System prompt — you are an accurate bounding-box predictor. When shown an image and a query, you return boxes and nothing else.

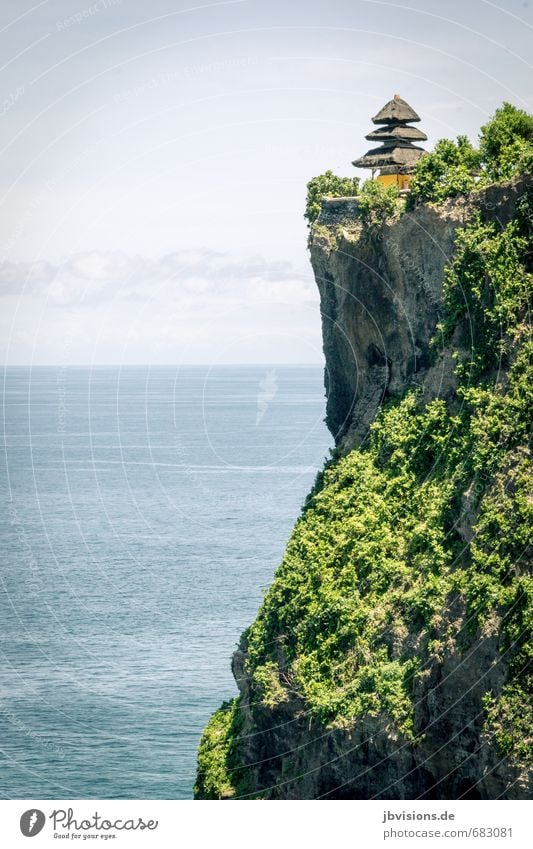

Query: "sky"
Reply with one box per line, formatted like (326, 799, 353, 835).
(1, 0, 532, 365)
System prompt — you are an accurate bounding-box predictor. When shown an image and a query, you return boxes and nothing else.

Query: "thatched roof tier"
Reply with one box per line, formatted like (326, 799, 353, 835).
(372, 95, 421, 124)
(378, 164, 422, 175)
(365, 124, 427, 142)
(352, 142, 425, 169)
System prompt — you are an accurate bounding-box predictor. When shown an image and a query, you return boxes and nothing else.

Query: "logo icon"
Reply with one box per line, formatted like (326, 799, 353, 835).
(20, 809, 45, 837)
(255, 368, 278, 425)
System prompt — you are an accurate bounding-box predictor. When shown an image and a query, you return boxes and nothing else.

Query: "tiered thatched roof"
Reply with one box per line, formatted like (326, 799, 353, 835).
(352, 95, 427, 173)
(365, 125, 427, 142)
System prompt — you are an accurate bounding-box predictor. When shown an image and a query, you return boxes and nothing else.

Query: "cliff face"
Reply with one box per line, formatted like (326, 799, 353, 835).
(195, 176, 532, 800)
(313, 179, 528, 450)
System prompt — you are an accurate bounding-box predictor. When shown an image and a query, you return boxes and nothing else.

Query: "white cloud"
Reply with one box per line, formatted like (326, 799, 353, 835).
(0, 249, 318, 309)
(0, 249, 322, 364)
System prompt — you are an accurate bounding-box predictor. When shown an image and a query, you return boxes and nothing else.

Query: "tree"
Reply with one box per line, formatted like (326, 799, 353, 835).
(479, 102, 533, 181)
(407, 137, 481, 207)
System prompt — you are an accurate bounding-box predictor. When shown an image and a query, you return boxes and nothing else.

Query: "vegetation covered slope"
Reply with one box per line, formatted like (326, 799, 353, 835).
(195, 107, 532, 800)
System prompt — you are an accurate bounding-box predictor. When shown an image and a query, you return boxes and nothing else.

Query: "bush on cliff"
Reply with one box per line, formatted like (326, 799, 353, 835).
(356, 179, 401, 226)
(408, 103, 533, 207)
(194, 699, 241, 799)
(407, 136, 480, 206)
(305, 170, 401, 233)
(479, 102, 533, 182)
(304, 170, 360, 224)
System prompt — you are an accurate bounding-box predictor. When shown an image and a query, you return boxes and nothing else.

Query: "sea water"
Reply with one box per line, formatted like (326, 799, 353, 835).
(0, 366, 331, 798)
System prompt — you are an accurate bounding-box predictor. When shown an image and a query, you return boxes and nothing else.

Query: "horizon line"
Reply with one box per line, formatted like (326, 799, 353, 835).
(1, 362, 325, 368)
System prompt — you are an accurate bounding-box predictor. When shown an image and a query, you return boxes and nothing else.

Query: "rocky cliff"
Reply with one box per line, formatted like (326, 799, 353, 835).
(195, 174, 532, 800)
(313, 179, 528, 451)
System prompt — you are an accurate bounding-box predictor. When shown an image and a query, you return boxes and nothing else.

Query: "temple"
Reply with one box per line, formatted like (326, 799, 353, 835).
(352, 94, 427, 190)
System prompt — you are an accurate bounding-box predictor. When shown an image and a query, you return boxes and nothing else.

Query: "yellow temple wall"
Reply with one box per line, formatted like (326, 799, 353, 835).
(376, 173, 412, 190)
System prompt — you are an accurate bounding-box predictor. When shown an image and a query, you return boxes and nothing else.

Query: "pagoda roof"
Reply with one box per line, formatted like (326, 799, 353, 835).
(372, 95, 421, 124)
(352, 94, 427, 172)
(365, 124, 427, 142)
(352, 143, 425, 170)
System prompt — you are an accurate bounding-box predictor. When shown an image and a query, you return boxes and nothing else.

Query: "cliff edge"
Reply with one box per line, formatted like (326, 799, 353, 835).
(195, 174, 532, 800)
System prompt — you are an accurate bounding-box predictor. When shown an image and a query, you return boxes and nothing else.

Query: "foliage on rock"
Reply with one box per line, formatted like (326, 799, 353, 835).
(356, 179, 401, 226)
(407, 136, 480, 206)
(408, 103, 533, 207)
(194, 699, 242, 799)
(304, 170, 360, 224)
(479, 102, 533, 182)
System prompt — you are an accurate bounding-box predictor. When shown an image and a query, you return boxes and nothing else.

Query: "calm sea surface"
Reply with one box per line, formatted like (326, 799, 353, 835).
(0, 366, 331, 799)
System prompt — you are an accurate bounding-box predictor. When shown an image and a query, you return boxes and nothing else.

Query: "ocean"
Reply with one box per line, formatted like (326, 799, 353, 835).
(0, 365, 331, 799)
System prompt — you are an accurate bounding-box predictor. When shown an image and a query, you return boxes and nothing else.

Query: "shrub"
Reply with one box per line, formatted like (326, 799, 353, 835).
(304, 170, 360, 224)
(437, 213, 530, 376)
(408, 105, 533, 207)
(479, 102, 533, 181)
(483, 682, 533, 771)
(407, 136, 480, 207)
(357, 179, 401, 226)
(194, 699, 241, 799)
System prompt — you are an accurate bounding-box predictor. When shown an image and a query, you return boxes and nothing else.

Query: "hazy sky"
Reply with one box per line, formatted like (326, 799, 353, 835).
(1, 0, 532, 364)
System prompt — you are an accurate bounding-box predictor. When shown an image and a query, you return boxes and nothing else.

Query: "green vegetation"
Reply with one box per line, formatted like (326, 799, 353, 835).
(407, 136, 480, 206)
(194, 699, 241, 799)
(304, 169, 402, 228)
(356, 179, 401, 226)
(304, 170, 360, 224)
(196, 107, 533, 797)
(408, 103, 533, 207)
(479, 102, 533, 182)
(245, 193, 532, 760)
(483, 683, 533, 772)
(438, 212, 530, 379)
